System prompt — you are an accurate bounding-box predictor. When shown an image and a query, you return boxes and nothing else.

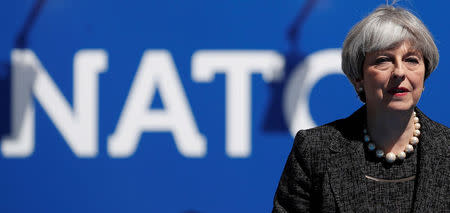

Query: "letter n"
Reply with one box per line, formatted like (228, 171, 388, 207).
(1, 49, 107, 157)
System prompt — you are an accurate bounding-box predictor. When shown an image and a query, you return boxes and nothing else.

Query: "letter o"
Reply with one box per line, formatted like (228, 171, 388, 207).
(283, 49, 343, 137)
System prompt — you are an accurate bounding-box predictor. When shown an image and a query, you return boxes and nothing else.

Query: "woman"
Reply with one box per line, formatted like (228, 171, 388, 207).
(273, 5, 450, 212)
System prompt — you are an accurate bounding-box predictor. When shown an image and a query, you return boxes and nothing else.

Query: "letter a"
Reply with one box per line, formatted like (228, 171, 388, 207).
(108, 50, 206, 158)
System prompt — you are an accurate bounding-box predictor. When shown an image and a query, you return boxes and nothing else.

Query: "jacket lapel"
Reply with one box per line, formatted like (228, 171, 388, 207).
(412, 109, 450, 211)
(327, 106, 372, 212)
(328, 142, 371, 212)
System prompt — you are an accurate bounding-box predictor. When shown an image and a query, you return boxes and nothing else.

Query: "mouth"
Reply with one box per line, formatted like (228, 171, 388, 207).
(388, 87, 409, 96)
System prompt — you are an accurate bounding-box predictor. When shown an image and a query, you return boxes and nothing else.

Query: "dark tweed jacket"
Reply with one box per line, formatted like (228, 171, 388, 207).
(273, 106, 450, 212)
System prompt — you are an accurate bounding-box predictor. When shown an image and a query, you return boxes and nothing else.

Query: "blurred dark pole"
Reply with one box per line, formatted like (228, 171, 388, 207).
(15, 0, 47, 48)
(0, 0, 47, 138)
(287, 0, 319, 49)
(263, 0, 319, 132)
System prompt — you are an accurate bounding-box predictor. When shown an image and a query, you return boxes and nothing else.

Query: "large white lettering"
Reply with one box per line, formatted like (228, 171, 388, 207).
(283, 49, 342, 136)
(2, 49, 291, 158)
(192, 51, 284, 157)
(1, 49, 107, 157)
(108, 50, 206, 158)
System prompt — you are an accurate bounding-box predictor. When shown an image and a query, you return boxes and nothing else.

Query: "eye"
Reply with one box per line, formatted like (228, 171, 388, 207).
(405, 57, 419, 64)
(375, 57, 391, 64)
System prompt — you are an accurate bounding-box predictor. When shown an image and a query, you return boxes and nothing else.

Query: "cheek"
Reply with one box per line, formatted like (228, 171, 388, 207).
(409, 71, 425, 102)
(409, 72, 425, 88)
(364, 71, 390, 88)
(411, 64, 426, 87)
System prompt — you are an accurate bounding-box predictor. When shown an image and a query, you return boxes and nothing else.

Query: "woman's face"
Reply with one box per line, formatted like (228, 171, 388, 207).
(360, 41, 425, 112)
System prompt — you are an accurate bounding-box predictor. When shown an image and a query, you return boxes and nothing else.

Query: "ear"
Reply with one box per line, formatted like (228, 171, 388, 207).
(353, 79, 364, 91)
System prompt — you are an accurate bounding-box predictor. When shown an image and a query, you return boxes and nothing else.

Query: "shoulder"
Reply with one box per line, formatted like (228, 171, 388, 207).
(428, 119, 450, 136)
(425, 118, 450, 148)
(293, 106, 364, 147)
(292, 118, 353, 156)
(290, 106, 366, 163)
(294, 121, 343, 146)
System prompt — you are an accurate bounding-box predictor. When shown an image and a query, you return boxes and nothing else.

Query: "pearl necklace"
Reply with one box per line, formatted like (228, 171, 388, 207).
(363, 111, 421, 163)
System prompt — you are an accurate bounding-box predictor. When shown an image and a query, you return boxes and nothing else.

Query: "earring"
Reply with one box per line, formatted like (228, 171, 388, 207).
(357, 87, 364, 93)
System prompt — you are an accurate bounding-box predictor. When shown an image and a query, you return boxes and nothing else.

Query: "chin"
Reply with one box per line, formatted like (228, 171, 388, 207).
(385, 102, 415, 112)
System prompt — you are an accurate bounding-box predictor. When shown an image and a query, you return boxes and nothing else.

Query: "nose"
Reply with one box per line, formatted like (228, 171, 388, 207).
(392, 62, 406, 81)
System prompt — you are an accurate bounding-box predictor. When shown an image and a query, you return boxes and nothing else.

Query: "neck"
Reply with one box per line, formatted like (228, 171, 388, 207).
(366, 106, 415, 153)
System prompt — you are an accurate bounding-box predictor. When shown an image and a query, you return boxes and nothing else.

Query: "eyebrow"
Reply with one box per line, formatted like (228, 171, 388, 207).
(403, 51, 423, 58)
(371, 50, 423, 58)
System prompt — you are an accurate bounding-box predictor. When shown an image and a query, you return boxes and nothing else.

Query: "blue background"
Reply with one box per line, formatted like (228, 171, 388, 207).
(1, 0, 449, 212)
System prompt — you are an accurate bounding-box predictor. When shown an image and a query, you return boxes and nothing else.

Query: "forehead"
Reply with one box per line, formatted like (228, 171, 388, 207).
(367, 41, 423, 57)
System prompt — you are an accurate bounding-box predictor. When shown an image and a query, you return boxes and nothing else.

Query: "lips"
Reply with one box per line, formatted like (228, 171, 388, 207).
(388, 87, 409, 96)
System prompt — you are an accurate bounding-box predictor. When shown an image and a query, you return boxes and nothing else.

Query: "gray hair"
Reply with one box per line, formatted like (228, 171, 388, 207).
(342, 5, 439, 100)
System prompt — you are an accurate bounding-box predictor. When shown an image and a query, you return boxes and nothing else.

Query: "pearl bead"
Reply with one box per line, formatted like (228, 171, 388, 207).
(376, 149, 384, 158)
(362, 111, 419, 163)
(368, 143, 376, 151)
(397, 151, 406, 160)
(385, 152, 396, 163)
(405, 144, 414, 153)
(410, 136, 419, 145)
(414, 123, 421, 129)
